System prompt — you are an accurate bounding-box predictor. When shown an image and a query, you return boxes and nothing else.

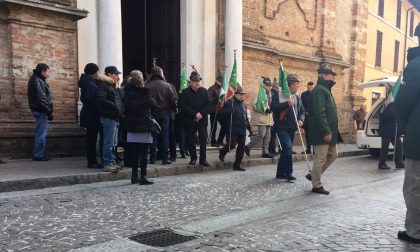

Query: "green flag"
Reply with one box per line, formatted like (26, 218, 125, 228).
(179, 64, 188, 93)
(219, 70, 228, 103)
(256, 83, 268, 113)
(227, 52, 238, 99)
(390, 74, 402, 102)
(280, 62, 291, 95)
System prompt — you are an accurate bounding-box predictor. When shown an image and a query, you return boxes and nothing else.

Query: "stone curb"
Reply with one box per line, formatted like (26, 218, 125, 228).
(0, 150, 368, 193)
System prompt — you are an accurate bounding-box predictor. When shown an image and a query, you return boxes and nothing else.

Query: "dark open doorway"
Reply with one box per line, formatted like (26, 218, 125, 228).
(121, 0, 181, 89)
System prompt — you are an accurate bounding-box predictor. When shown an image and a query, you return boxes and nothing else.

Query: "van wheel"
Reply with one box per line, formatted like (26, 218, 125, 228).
(369, 149, 380, 158)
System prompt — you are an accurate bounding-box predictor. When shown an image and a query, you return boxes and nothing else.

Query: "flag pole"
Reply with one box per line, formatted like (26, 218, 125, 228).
(393, 124, 398, 164)
(281, 61, 311, 172)
(228, 50, 238, 152)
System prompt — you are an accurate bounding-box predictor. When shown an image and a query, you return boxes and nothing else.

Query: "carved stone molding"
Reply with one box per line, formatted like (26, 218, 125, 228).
(265, 0, 317, 30)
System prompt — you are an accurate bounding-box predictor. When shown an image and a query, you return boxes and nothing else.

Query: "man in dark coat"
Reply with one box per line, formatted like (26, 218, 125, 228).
(180, 71, 211, 166)
(306, 63, 342, 195)
(301, 81, 314, 154)
(79, 63, 102, 168)
(219, 86, 252, 171)
(395, 35, 420, 244)
(145, 66, 177, 165)
(208, 75, 225, 147)
(95, 66, 124, 173)
(27, 63, 53, 161)
(377, 102, 404, 170)
(270, 74, 305, 181)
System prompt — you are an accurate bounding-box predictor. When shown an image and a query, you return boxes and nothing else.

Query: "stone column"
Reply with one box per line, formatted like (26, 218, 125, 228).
(225, 0, 243, 85)
(181, 0, 216, 88)
(97, 0, 123, 77)
(77, 0, 99, 75)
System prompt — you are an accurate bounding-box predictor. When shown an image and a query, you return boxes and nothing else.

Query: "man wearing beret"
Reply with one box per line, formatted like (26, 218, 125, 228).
(79, 63, 102, 169)
(180, 71, 211, 166)
(306, 63, 342, 195)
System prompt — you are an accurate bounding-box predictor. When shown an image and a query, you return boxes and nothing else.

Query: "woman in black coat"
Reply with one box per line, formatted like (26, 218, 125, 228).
(124, 75, 157, 185)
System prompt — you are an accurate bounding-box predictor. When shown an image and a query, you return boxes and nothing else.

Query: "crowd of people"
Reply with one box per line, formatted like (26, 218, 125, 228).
(26, 57, 344, 195)
(20, 22, 420, 244)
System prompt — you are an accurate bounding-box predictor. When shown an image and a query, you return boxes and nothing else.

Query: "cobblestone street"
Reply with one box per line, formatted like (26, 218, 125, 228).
(0, 156, 418, 251)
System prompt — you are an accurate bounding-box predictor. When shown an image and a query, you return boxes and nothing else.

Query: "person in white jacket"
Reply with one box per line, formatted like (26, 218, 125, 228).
(244, 77, 274, 158)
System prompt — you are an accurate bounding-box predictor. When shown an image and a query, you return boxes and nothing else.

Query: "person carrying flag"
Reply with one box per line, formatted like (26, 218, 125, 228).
(245, 77, 274, 158)
(270, 73, 305, 181)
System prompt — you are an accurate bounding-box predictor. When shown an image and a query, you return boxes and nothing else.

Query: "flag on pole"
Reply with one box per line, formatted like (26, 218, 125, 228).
(226, 51, 239, 100)
(256, 83, 268, 113)
(279, 62, 291, 120)
(280, 62, 291, 95)
(390, 74, 402, 102)
(219, 69, 228, 103)
(179, 64, 188, 93)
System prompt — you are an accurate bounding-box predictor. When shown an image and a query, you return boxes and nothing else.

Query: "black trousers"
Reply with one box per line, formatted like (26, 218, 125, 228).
(169, 119, 177, 159)
(210, 113, 226, 144)
(86, 127, 103, 165)
(127, 142, 150, 178)
(220, 133, 246, 168)
(186, 124, 208, 161)
(379, 136, 403, 166)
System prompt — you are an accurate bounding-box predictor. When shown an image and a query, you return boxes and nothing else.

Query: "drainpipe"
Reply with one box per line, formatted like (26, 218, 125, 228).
(403, 6, 415, 67)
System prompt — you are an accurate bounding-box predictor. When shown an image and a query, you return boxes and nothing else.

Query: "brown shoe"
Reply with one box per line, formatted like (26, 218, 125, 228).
(312, 187, 330, 195)
(0, 159, 6, 164)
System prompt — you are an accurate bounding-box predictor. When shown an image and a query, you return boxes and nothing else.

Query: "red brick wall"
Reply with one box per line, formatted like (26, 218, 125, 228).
(217, 0, 368, 143)
(0, 1, 85, 158)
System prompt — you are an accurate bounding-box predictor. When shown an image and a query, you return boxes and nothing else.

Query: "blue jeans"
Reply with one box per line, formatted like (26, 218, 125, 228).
(276, 129, 295, 177)
(32, 111, 49, 158)
(150, 110, 170, 162)
(176, 125, 187, 154)
(100, 117, 119, 166)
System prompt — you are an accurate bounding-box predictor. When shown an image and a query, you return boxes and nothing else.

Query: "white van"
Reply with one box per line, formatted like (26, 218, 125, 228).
(356, 77, 399, 157)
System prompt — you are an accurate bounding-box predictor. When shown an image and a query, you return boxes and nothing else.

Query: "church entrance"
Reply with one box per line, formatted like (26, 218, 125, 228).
(121, 0, 181, 89)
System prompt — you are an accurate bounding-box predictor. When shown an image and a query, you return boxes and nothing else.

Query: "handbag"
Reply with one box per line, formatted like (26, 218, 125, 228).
(146, 114, 161, 135)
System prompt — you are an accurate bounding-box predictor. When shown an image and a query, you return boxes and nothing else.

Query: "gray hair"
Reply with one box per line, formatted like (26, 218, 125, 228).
(130, 70, 143, 78)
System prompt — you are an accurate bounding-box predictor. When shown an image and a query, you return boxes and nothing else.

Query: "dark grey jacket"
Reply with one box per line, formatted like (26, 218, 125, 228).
(27, 72, 53, 114)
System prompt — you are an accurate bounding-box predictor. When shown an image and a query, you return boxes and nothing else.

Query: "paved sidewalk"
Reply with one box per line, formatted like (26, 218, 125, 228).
(0, 144, 367, 192)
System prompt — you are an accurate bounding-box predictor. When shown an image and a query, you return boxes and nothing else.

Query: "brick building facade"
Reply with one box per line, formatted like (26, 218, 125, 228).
(0, 0, 86, 158)
(0, 0, 370, 158)
(217, 0, 368, 143)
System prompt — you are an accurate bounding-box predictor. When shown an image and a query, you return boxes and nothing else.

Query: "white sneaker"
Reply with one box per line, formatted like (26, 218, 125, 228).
(103, 165, 119, 173)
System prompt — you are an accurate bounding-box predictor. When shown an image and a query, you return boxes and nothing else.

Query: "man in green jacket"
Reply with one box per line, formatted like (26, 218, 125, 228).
(395, 28, 420, 243)
(306, 63, 341, 195)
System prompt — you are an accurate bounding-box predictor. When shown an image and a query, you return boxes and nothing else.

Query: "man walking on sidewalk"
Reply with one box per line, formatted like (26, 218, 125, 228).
(301, 81, 314, 154)
(28, 63, 53, 161)
(245, 77, 274, 158)
(208, 75, 226, 147)
(395, 23, 420, 244)
(306, 63, 342, 195)
(219, 87, 252, 171)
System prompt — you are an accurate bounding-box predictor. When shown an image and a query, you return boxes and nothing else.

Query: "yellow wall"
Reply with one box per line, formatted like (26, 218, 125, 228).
(364, 0, 419, 111)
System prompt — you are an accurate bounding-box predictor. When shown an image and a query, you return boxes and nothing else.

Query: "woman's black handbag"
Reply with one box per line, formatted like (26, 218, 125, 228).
(146, 114, 161, 135)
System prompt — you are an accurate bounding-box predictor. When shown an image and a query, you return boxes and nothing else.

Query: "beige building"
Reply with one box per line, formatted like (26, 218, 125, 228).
(363, 0, 420, 111)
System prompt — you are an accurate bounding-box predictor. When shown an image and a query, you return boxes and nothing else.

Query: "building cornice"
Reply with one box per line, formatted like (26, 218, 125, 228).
(0, 0, 87, 20)
(243, 41, 351, 68)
